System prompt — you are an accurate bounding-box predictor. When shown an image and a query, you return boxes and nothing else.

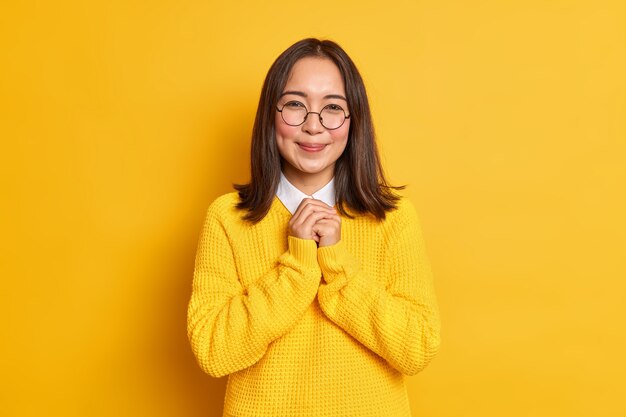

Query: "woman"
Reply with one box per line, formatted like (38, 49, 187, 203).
(187, 38, 441, 417)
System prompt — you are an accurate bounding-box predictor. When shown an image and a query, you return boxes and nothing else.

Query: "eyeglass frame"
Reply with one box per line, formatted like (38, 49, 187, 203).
(275, 101, 351, 130)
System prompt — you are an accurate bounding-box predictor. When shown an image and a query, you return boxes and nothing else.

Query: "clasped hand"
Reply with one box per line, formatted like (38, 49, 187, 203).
(287, 198, 341, 247)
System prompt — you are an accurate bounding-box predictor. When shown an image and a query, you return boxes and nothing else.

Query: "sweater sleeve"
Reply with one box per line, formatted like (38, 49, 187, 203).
(187, 202, 321, 378)
(316, 202, 441, 376)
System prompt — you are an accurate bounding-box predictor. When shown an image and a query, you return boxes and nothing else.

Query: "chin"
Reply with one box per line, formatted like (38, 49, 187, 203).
(295, 162, 329, 174)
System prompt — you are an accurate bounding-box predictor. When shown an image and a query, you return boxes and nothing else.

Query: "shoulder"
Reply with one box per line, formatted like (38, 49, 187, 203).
(204, 192, 243, 224)
(207, 191, 240, 212)
(375, 195, 425, 244)
(385, 195, 420, 227)
(377, 196, 428, 253)
(347, 195, 420, 229)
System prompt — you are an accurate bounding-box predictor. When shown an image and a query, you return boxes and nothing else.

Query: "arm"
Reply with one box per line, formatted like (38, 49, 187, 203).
(316, 202, 441, 376)
(187, 202, 321, 378)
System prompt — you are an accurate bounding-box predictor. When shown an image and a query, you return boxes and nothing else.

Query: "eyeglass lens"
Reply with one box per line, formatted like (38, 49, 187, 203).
(280, 101, 347, 130)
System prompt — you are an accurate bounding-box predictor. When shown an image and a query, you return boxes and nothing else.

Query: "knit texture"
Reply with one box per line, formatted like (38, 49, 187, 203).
(187, 192, 441, 417)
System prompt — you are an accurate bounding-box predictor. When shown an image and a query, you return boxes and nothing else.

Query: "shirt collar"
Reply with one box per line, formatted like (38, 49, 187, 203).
(276, 171, 336, 214)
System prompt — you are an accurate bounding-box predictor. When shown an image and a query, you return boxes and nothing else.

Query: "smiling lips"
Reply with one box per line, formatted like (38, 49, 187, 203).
(297, 142, 328, 153)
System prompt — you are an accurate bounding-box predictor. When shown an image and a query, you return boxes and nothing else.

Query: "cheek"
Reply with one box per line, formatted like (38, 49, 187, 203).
(329, 122, 350, 146)
(275, 116, 297, 142)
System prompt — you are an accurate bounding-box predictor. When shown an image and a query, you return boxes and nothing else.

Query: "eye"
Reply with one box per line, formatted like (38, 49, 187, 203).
(324, 103, 344, 113)
(284, 100, 306, 108)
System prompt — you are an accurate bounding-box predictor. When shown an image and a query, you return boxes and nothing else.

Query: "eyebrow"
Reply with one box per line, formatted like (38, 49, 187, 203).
(280, 90, 347, 101)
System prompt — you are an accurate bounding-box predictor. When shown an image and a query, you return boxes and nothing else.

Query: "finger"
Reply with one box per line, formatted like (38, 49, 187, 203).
(293, 198, 335, 218)
(312, 219, 340, 234)
(289, 208, 341, 228)
(300, 197, 332, 209)
(300, 211, 336, 233)
(322, 212, 341, 220)
(292, 198, 319, 219)
(318, 214, 341, 228)
(290, 211, 334, 238)
(312, 222, 332, 236)
(315, 217, 340, 225)
(292, 200, 336, 225)
(299, 212, 340, 231)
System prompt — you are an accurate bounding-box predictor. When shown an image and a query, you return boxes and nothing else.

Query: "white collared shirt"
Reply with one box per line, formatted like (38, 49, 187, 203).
(276, 171, 336, 214)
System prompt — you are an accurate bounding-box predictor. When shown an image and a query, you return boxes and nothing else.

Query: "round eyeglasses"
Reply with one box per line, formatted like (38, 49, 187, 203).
(276, 101, 350, 130)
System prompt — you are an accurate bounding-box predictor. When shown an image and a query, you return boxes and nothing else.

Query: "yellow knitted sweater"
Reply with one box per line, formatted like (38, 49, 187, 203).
(187, 192, 441, 417)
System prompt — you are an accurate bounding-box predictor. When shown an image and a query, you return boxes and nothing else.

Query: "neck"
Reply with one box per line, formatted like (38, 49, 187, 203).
(282, 165, 334, 196)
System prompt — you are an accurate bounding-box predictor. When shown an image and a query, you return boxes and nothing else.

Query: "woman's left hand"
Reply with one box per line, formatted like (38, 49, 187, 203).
(312, 207, 341, 247)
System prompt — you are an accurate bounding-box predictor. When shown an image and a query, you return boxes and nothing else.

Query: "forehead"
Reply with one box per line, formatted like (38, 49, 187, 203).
(283, 57, 345, 95)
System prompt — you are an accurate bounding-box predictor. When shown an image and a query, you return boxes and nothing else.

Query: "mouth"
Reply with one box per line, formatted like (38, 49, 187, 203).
(297, 142, 328, 153)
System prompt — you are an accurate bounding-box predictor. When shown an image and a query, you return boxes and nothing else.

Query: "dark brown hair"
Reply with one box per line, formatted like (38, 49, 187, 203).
(234, 38, 404, 223)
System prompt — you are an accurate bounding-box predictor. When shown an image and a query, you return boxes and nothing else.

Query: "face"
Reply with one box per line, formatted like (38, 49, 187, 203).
(275, 57, 350, 185)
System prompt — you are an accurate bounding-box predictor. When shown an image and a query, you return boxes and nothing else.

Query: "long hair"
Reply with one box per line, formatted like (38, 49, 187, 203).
(234, 38, 404, 223)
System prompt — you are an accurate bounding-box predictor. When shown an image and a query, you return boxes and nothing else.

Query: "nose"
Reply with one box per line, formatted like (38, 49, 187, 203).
(302, 111, 325, 135)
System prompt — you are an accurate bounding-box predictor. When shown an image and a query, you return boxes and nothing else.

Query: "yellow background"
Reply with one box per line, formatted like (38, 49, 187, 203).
(1, 1, 624, 416)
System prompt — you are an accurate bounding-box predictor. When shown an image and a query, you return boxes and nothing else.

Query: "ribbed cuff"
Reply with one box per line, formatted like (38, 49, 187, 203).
(317, 239, 347, 276)
(287, 236, 319, 269)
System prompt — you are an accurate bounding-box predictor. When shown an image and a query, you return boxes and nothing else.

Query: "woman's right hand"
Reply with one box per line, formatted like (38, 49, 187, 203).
(288, 198, 337, 243)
